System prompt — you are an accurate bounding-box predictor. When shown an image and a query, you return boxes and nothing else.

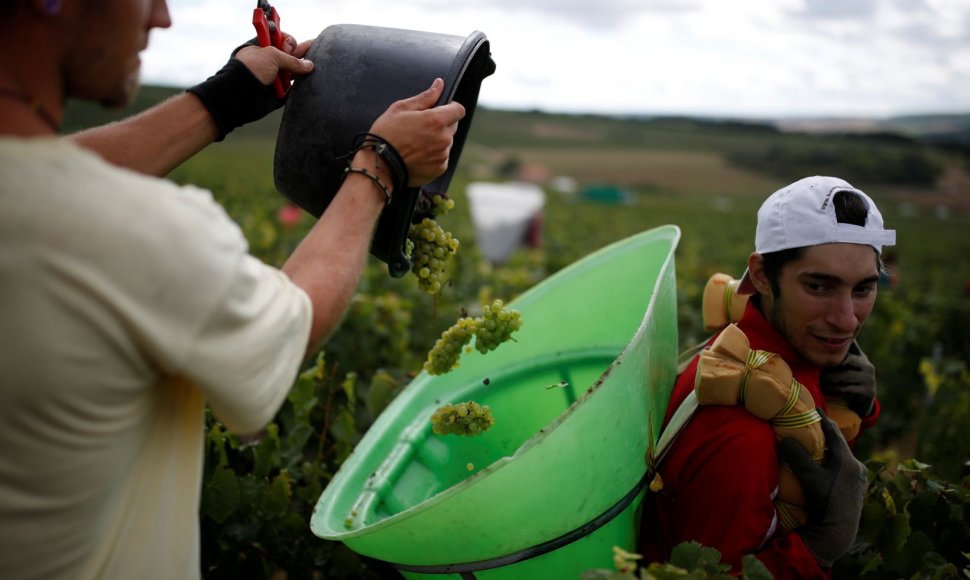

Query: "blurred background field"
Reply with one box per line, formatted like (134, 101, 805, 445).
(65, 90, 970, 578)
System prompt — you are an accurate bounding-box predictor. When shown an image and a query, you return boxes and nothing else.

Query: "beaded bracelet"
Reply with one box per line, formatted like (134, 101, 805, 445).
(344, 166, 392, 205)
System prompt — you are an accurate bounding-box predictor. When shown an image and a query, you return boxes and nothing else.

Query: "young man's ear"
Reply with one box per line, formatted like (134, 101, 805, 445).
(747, 253, 772, 296)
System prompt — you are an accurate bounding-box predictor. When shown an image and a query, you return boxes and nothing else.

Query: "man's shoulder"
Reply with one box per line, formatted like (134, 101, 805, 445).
(690, 404, 776, 436)
(1, 138, 252, 324)
(660, 404, 778, 482)
(5, 138, 245, 260)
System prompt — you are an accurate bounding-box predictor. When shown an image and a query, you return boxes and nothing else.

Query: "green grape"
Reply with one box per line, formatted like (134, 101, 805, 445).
(424, 316, 476, 375)
(431, 194, 455, 216)
(431, 401, 495, 436)
(408, 217, 459, 295)
(474, 299, 523, 354)
(414, 190, 455, 218)
(422, 301, 524, 375)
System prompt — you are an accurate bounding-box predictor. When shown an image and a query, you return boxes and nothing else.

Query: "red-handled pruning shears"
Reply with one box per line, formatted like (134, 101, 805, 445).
(253, 0, 292, 98)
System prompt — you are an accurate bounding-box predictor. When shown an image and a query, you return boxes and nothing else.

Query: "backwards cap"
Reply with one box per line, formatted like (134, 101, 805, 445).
(738, 176, 896, 294)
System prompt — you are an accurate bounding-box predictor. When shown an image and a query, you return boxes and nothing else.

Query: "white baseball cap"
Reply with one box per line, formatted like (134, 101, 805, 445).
(738, 176, 896, 294)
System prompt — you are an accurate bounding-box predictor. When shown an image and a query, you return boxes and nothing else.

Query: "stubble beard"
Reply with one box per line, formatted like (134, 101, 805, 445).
(101, 70, 141, 109)
(765, 292, 849, 369)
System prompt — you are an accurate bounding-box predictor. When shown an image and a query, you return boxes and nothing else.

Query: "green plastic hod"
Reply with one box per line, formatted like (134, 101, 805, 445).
(311, 225, 681, 579)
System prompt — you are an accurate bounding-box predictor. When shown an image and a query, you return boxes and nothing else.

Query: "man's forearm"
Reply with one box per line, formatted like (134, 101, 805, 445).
(69, 92, 219, 177)
(282, 149, 391, 353)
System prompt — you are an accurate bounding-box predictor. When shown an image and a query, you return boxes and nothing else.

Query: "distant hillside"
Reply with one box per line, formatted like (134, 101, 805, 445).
(63, 83, 969, 148)
(883, 114, 970, 147)
(61, 84, 965, 193)
(776, 113, 970, 148)
(62, 85, 181, 133)
(62, 84, 284, 140)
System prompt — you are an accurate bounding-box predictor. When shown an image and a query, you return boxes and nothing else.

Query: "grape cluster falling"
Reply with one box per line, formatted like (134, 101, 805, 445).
(408, 193, 520, 440)
(424, 299, 523, 376)
(424, 316, 477, 375)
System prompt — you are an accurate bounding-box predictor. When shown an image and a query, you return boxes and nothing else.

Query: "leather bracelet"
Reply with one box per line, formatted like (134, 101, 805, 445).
(349, 132, 409, 194)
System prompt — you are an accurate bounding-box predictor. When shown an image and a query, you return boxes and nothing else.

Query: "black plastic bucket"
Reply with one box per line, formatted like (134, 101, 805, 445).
(274, 24, 496, 277)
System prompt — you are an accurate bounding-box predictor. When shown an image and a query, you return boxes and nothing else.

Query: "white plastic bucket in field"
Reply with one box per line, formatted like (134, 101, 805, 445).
(466, 182, 546, 263)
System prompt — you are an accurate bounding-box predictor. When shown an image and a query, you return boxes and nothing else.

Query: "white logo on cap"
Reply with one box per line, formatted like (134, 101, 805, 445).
(819, 188, 834, 211)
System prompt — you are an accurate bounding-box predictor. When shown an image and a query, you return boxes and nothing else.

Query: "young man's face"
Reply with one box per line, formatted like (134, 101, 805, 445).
(757, 243, 880, 367)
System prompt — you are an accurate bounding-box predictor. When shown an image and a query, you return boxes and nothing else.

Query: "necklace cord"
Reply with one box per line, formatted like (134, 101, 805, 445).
(0, 88, 61, 132)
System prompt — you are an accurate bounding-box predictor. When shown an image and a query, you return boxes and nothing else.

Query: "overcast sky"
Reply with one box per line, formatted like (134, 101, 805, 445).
(142, 0, 970, 119)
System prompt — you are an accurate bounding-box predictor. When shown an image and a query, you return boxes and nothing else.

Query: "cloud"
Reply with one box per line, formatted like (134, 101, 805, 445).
(361, 0, 700, 30)
(787, 0, 877, 20)
(140, 0, 970, 117)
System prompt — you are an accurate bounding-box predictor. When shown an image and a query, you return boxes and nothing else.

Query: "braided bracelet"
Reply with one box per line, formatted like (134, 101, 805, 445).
(344, 166, 392, 205)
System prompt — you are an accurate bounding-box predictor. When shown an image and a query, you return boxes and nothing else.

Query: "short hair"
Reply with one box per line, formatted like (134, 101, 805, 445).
(761, 189, 882, 295)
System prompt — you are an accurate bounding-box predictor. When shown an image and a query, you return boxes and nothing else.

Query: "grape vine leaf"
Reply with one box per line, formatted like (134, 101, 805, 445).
(201, 466, 240, 524)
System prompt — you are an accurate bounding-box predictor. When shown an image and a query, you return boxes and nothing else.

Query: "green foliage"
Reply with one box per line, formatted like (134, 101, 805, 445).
(588, 461, 970, 580)
(199, 355, 391, 579)
(852, 233, 970, 466)
(915, 359, 970, 481)
(583, 542, 773, 580)
(726, 139, 942, 185)
(323, 292, 416, 381)
(833, 458, 970, 579)
(590, 458, 970, 580)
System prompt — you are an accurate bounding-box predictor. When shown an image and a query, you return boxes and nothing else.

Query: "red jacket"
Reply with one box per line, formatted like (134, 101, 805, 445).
(639, 300, 878, 578)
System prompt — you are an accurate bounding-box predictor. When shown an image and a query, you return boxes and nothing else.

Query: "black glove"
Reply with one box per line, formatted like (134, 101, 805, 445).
(186, 40, 284, 141)
(820, 340, 876, 417)
(779, 411, 868, 568)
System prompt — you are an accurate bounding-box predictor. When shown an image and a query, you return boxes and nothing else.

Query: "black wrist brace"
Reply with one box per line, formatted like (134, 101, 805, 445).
(186, 41, 283, 141)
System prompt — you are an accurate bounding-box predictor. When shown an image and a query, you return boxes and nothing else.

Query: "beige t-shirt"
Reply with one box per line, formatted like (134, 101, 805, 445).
(0, 138, 312, 579)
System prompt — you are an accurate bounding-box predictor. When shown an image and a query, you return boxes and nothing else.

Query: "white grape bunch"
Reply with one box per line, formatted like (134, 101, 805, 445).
(431, 401, 495, 436)
(414, 189, 454, 218)
(431, 193, 455, 216)
(408, 217, 459, 295)
(473, 299, 523, 354)
(423, 300, 523, 375)
(423, 316, 476, 375)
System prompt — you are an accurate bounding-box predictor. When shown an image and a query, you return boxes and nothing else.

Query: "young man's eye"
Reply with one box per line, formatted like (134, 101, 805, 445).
(854, 284, 876, 297)
(805, 282, 827, 293)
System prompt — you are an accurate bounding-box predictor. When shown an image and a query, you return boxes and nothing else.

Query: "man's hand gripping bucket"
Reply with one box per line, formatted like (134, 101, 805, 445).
(273, 24, 496, 277)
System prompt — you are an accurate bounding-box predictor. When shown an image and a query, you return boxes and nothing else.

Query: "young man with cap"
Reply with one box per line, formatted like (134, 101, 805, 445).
(639, 175, 895, 577)
(0, 1, 464, 578)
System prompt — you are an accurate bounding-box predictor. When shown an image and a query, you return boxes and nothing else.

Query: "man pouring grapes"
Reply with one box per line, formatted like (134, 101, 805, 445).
(0, 0, 464, 577)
